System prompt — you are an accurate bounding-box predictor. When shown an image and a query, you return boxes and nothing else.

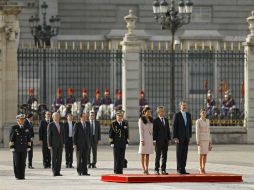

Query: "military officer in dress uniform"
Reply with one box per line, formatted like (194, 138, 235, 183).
(24, 113, 35, 169)
(39, 111, 52, 168)
(92, 88, 102, 114)
(53, 88, 65, 112)
(27, 87, 38, 106)
(101, 88, 112, 105)
(109, 110, 129, 174)
(139, 90, 149, 114)
(9, 114, 31, 180)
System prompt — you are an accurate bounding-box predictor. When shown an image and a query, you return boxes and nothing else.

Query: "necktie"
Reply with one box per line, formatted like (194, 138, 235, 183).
(91, 121, 95, 135)
(161, 118, 165, 126)
(56, 123, 60, 133)
(183, 112, 187, 126)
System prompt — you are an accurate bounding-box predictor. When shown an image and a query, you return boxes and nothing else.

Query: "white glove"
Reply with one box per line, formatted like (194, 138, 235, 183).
(110, 144, 114, 148)
(27, 148, 31, 151)
(126, 144, 129, 148)
(10, 148, 15, 152)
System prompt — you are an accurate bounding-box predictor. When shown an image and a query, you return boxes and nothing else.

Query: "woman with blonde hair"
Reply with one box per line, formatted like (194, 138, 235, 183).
(138, 106, 153, 174)
(195, 108, 212, 174)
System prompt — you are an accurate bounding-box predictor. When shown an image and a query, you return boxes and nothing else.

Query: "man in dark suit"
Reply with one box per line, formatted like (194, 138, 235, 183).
(173, 100, 192, 174)
(47, 112, 65, 176)
(39, 111, 52, 168)
(153, 106, 171, 175)
(73, 112, 91, 176)
(9, 114, 31, 180)
(109, 110, 129, 174)
(64, 113, 75, 168)
(24, 113, 35, 169)
(88, 110, 101, 168)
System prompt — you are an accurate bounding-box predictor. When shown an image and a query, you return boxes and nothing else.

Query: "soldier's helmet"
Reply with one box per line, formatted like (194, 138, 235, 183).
(28, 87, 34, 96)
(104, 88, 110, 95)
(95, 88, 100, 96)
(68, 87, 74, 95)
(57, 87, 62, 95)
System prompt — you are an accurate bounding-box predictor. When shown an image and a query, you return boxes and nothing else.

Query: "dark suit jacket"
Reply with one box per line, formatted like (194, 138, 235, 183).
(109, 120, 129, 148)
(64, 121, 75, 143)
(173, 112, 192, 140)
(47, 121, 65, 148)
(153, 117, 171, 144)
(73, 121, 90, 150)
(39, 119, 51, 145)
(89, 120, 101, 142)
(24, 119, 34, 139)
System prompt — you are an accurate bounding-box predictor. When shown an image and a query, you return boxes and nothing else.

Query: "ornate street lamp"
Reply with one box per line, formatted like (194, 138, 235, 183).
(29, 1, 60, 47)
(153, 0, 193, 116)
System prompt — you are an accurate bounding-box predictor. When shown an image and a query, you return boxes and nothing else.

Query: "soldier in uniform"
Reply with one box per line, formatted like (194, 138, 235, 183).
(39, 111, 52, 168)
(27, 87, 38, 106)
(24, 113, 35, 169)
(92, 88, 102, 114)
(101, 88, 112, 105)
(114, 89, 122, 111)
(53, 88, 65, 112)
(221, 91, 236, 117)
(66, 87, 76, 114)
(139, 90, 148, 114)
(9, 114, 31, 180)
(205, 90, 216, 117)
(80, 88, 89, 106)
(109, 110, 129, 174)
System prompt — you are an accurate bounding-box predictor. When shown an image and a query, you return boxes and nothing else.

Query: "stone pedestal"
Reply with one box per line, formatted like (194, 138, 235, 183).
(0, 3, 23, 146)
(121, 10, 141, 144)
(244, 11, 254, 144)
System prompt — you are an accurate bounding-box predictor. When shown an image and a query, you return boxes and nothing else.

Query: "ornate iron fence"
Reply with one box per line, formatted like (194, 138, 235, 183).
(140, 50, 244, 124)
(17, 48, 122, 122)
(18, 48, 244, 125)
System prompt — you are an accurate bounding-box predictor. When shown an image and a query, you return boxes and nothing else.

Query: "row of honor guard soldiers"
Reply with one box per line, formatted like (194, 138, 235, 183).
(26, 86, 148, 118)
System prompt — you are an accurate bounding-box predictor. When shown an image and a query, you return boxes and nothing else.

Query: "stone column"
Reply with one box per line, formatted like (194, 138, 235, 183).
(244, 11, 254, 144)
(0, 2, 23, 146)
(120, 10, 141, 144)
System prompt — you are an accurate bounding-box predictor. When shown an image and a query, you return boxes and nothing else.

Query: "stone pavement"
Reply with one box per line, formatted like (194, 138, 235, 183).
(0, 145, 253, 190)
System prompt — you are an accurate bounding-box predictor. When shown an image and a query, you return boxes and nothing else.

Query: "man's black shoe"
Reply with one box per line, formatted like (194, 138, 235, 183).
(83, 173, 90, 176)
(161, 170, 168, 175)
(154, 170, 160, 175)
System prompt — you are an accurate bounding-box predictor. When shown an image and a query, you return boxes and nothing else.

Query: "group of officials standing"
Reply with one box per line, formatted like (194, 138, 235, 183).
(9, 100, 212, 180)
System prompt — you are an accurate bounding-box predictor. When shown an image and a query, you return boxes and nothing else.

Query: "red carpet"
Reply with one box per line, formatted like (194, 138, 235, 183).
(101, 172, 243, 183)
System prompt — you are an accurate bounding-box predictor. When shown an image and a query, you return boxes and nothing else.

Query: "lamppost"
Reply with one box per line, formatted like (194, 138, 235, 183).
(153, 0, 193, 116)
(29, 1, 60, 47)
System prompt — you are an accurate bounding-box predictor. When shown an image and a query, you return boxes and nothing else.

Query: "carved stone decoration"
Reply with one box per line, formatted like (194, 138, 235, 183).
(124, 9, 137, 36)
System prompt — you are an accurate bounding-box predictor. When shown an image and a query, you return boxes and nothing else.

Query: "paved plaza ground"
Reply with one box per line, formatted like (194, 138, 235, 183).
(0, 144, 253, 190)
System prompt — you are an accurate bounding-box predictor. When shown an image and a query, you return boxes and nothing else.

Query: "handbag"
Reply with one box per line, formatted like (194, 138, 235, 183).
(209, 144, 212, 151)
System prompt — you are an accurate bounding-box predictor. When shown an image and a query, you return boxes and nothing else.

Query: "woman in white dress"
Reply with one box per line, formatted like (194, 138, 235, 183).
(196, 108, 212, 174)
(138, 106, 153, 174)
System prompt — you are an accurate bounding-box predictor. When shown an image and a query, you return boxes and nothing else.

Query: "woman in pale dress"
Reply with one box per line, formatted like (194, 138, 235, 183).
(196, 108, 212, 174)
(138, 106, 153, 174)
